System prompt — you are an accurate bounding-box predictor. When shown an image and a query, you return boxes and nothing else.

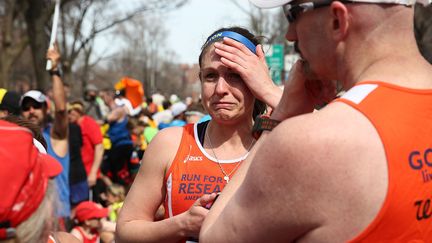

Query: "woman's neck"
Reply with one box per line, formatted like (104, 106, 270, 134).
(205, 120, 255, 159)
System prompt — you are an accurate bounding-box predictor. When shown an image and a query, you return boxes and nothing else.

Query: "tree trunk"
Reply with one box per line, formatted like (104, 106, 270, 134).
(0, 59, 10, 89)
(24, 0, 50, 91)
(0, 0, 28, 89)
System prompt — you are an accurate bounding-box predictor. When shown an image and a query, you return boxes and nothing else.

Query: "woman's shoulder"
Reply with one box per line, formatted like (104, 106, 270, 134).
(153, 125, 186, 143)
(144, 126, 187, 159)
(140, 126, 188, 179)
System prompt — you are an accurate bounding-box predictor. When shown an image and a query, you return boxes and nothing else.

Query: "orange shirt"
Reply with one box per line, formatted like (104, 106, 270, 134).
(47, 235, 56, 243)
(336, 81, 432, 242)
(164, 123, 246, 218)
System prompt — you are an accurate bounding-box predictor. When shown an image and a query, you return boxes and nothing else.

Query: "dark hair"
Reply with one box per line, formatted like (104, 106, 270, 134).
(2, 115, 47, 149)
(162, 100, 171, 110)
(199, 27, 261, 67)
(198, 26, 266, 119)
(115, 89, 126, 97)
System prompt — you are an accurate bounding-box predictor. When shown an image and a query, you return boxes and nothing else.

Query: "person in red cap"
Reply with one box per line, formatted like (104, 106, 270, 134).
(70, 201, 110, 243)
(0, 119, 78, 243)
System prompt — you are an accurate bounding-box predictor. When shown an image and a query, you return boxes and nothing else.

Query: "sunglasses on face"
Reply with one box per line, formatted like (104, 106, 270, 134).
(283, 0, 347, 23)
(22, 102, 44, 112)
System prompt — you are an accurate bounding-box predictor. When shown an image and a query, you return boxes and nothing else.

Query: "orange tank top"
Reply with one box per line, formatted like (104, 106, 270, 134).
(163, 123, 246, 218)
(336, 81, 432, 242)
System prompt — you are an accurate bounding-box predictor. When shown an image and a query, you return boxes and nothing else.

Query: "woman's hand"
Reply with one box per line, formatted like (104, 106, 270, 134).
(178, 193, 218, 239)
(214, 38, 282, 109)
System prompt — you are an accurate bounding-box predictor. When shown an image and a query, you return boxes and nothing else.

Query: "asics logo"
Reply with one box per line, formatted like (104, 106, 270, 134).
(184, 155, 203, 162)
(183, 145, 203, 163)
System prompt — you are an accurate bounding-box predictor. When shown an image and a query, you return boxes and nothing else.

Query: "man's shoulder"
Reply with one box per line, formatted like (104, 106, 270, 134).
(271, 106, 351, 147)
(266, 102, 382, 172)
(250, 103, 387, 240)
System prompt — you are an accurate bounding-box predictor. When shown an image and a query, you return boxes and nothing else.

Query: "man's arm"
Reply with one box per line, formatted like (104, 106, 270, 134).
(88, 143, 104, 187)
(200, 116, 329, 242)
(106, 106, 126, 123)
(86, 116, 105, 186)
(47, 44, 68, 140)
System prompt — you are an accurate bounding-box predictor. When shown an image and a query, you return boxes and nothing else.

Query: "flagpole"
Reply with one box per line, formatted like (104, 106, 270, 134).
(46, 0, 61, 70)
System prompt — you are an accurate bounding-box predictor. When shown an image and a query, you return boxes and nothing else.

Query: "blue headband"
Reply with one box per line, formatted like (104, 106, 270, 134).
(203, 31, 257, 54)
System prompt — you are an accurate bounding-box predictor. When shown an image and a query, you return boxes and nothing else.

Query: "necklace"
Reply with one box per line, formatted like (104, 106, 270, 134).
(205, 124, 255, 183)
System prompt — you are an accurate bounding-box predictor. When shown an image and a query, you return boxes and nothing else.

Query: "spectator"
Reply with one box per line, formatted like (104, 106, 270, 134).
(84, 84, 108, 123)
(68, 101, 105, 203)
(169, 102, 187, 127)
(137, 110, 159, 144)
(20, 44, 70, 223)
(68, 121, 89, 207)
(152, 100, 173, 129)
(0, 119, 78, 243)
(0, 89, 21, 118)
(105, 184, 126, 223)
(100, 90, 133, 186)
(144, 96, 158, 115)
(70, 201, 110, 243)
(114, 89, 141, 117)
(185, 102, 207, 124)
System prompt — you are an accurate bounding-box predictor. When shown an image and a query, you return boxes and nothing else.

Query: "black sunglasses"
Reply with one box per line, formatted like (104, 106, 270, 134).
(283, 0, 347, 23)
(22, 102, 44, 112)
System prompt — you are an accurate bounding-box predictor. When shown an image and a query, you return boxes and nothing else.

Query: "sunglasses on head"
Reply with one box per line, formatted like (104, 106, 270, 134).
(283, 0, 350, 23)
(22, 102, 44, 112)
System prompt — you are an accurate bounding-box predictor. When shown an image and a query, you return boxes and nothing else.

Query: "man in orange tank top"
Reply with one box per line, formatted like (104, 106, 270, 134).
(200, 0, 432, 242)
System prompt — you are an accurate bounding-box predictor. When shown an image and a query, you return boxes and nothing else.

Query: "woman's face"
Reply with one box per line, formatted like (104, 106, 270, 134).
(68, 109, 80, 123)
(200, 44, 255, 124)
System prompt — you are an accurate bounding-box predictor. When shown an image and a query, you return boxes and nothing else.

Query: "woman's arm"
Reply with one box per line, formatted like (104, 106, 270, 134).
(116, 126, 216, 243)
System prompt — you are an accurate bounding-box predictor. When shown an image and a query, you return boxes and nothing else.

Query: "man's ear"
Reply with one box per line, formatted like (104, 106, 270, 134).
(330, 1, 350, 41)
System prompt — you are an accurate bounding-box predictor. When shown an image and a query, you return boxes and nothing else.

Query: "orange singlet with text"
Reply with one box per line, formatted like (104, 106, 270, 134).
(337, 81, 432, 242)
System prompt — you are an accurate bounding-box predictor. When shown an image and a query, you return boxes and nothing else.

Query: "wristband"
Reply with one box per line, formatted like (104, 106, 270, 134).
(49, 69, 62, 77)
(251, 115, 281, 139)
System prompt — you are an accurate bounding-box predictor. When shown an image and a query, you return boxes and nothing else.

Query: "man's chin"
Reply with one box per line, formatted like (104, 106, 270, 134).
(28, 117, 41, 126)
(302, 60, 321, 80)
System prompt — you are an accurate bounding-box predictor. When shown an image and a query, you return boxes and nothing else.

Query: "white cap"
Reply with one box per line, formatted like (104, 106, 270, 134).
(20, 90, 47, 106)
(170, 94, 180, 104)
(171, 102, 187, 117)
(151, 93, 165, 106)
(249, 0, 430, 8)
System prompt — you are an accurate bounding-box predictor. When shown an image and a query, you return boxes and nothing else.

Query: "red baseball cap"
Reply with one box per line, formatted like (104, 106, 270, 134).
(74, 201, 108, 222)
(0, 120, 62, 239)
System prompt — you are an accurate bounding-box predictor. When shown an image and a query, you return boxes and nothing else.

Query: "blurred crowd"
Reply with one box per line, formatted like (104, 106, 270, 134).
(0, 76, 210, 242)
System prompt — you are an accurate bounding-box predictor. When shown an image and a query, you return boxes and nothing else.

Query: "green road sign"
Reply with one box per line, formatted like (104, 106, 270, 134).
(265, 44, 284, 85)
